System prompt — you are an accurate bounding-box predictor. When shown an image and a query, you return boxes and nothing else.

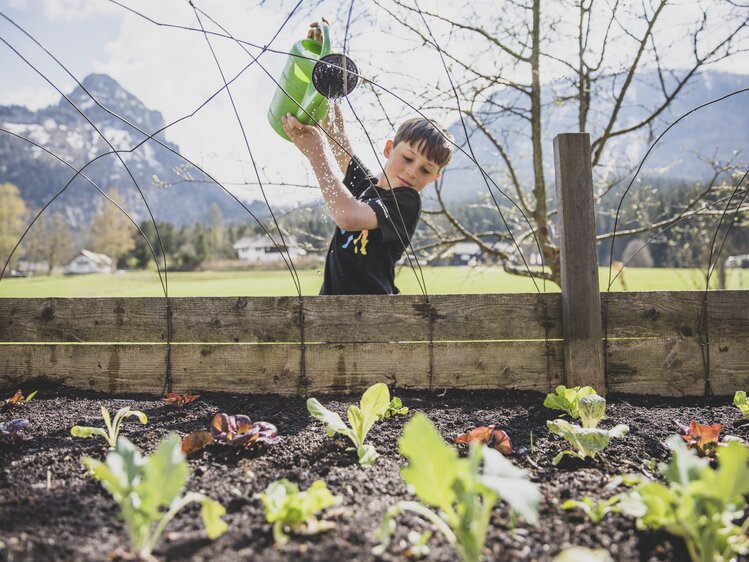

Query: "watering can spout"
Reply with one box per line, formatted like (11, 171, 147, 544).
(267, 23, 359, 142)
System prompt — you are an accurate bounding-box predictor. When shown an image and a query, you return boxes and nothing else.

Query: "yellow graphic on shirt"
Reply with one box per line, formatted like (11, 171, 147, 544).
(341, 229, 369, 255)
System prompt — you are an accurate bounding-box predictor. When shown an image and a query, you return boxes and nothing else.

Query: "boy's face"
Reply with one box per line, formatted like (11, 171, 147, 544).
(380, 140, 442, 191)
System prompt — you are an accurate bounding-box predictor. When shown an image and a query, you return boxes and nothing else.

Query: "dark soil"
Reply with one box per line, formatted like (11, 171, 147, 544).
(0, 383, 747, 562)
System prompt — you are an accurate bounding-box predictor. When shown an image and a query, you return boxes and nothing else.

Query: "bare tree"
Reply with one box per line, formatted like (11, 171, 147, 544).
(340, 0, 749, 285)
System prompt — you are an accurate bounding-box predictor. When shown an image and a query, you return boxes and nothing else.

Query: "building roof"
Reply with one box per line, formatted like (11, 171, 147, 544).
(233, 236, 296, 250)
(77, 250, 112, 266)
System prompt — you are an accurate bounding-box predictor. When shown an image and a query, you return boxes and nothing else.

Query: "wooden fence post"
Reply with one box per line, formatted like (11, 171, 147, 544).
(553, 133, 606, 393)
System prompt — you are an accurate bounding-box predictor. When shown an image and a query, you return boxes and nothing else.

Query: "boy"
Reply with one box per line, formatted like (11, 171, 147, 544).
(282, 101, 453, 295)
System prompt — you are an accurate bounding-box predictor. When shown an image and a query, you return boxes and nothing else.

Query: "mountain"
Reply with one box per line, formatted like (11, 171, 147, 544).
(440, 70, 749, 203)
(0, 74, 268, 227)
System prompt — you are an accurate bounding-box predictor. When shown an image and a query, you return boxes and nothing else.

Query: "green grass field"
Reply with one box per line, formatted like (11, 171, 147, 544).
(0, 266, 746, 297)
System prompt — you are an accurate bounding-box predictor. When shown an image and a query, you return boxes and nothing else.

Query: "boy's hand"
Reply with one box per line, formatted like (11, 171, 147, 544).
(307, 18, 330, 43)
(282, 113, 325, 161)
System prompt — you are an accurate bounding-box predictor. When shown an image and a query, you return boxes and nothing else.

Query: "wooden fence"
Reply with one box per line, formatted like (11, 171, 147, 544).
(1, 133, 747, 397)
(0, 290, 747, 396)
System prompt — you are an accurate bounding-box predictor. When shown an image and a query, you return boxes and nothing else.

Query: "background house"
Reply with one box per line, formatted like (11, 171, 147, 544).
(233, 236, 306, 264)
(65, 250, 112, 275)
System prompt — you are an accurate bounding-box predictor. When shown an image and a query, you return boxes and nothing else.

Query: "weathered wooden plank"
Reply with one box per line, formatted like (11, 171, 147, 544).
(431, 340, 564, 392)
(0, 297, 300, 343)
(304, 294, 562, 342)
(0, 294, 563, 344)
(170, 344, 301, 395)
(0, 344, 167, 394)
(708, 338, 749, 395)
(602, 290, 749, 339)
(554, 133, 605, 392)
(606, 339, 705, 396)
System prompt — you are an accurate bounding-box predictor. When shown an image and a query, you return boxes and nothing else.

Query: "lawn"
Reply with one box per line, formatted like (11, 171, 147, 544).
(0, 266, 746, 297)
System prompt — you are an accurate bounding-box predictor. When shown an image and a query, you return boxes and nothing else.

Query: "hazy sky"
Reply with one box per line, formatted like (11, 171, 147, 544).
(2, 0, 748, 207)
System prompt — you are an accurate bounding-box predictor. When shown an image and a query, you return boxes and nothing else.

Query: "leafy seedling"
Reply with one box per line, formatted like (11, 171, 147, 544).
(455, 425, 512, 456)
(379, 396, 409, 420)
(734, 391, 749, 419)
(561, 495, 621, 523)
(680, 421, 723, 457)
(0, 418, 31, 445)
(553, 546, 613, 562)
(619, 435, 749, 562)
(2, 389, 37, 409)
(547, 419, 629, 465)
(83, 434, 227, 560)
(373, 413, 540, 562)
(71, 405, 148, 449)
(543, 385, 597, 420)
(162, 392, 200, 409)
(259, 478, 339, 545)
(307, 382, 391, 467)
(181, 413, 279, 455)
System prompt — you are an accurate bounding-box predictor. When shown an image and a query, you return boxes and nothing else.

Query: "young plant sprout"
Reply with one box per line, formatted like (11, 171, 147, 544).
(259, 479, 340, 545)
(306, 382, 391, 467)
(733, 391, 749, 419)
(70, 405, 148, 449)
(83, 434, 227, 561)
(181, 413, 280, 455)
(543, 385, 597, 420)
(379, 396, 409, 420)
(546, 395, 628, 465)
(0, 418, 31, 445)
(2, 389, 37, 409)
(619, 436, 749, 562)
(561, 495, 621, 523)
(373, 413, 540, 562)
(162, 392, 200, 409)
(455, 425, 512, 456)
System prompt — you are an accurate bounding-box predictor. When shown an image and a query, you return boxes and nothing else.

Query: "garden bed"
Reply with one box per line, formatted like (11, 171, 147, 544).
(0, 384, 746, 562)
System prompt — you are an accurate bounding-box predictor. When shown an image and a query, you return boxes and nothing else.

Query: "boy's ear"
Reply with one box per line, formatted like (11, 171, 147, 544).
(383, 139, 394, 158)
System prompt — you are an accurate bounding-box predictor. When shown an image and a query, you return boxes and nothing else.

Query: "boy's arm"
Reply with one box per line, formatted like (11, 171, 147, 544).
(283, 114, 377, 232)
(321, 100, 354, 176)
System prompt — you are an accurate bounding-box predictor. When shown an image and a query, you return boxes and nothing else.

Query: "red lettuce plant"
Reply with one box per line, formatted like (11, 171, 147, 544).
(163, 392, 200, 409)
(0, 419, 31, 445)
(455, 426, 512, 456)
(3, 389, 37, 409)
(680, 421, 723, 457)
(182, 413, 280, 455)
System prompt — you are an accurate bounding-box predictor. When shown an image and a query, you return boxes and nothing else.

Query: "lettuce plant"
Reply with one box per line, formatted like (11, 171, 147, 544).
(306, 382, 391, 467)
(543, 385, 596, 420)
(3, 389, 37, 408)
(379, 396, 409, 420)
(83, 434, 227, 560)
(455, 425, 512, 456)
(619, 436, 749, 562)
(547, 419, 629, 465)
(0, 418, 31, 445)
(373, 413, 540, 562)
(561, 495, 621, 523)
(181, 413, 279, 455)
(71, 405, 148, 448)
(259, 479, 339, 544)
(162, 392, 200, 409)
(547, 394, 628, 464)
(733, 391, 749, 419)
(681, 421, 723, 457)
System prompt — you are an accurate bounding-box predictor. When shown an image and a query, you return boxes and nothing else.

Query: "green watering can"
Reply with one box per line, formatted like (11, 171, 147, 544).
(268, 23, 359, 141)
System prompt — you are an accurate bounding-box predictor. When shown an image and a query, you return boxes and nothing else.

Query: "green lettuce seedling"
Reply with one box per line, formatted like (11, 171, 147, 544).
(373, 413, 540, 562)
(619, 436, 749, 562)
(71, 405, 148, 449)
(734, 391, 749, 419)
(543, 385, 597, 420)
(561, 495, 621, 523)
(260, 479, 339, 544)
(306, 382, 391, 466)
(82, 434, 227, 560)
(379, 396, 409, 420)
(547, 419, 629, 465)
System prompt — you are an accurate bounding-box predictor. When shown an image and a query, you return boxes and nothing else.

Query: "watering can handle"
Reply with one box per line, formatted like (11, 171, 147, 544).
(296, 22, 332, 122)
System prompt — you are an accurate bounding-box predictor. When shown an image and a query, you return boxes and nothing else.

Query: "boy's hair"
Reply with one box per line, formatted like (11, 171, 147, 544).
(393, 117, 454, 169)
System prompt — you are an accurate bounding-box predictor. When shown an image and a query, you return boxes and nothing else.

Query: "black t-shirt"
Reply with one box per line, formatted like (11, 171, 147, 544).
(320, 157, 422, 295)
